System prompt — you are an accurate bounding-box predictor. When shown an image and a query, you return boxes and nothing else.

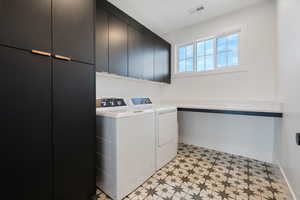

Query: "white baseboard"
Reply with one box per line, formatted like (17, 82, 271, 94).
(277, 161, 297, 200)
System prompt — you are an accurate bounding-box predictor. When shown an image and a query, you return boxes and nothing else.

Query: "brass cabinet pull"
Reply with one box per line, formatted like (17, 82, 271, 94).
(53, 54, 71, 61)
(31, 49, 51, 57)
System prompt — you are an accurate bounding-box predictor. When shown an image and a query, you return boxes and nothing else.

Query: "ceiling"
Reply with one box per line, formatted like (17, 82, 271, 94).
(107, 0, 269, 35)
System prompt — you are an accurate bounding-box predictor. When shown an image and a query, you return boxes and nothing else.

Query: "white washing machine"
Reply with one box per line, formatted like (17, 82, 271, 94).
(96, 98, 155, 200)
(130, 98, 178, 170)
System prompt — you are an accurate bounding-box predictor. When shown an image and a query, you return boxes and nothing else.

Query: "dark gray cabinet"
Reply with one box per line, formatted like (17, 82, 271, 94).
(95, 0, 171, 83)
(53, 60, 95, 200)
(128, 26, 144, 79)
(0, 0, 95, 64)
(1, 1, 95, 200)
(1, 46, 52, 200)
(142, 34, 155, 81)
(96, 8, 109, 72)
(0, 0, 52, 52)
(128, 28, 155, 81)
(155, 40, 171, 83)
(108, 14, 128, 76)
(52, 0, 94, 64)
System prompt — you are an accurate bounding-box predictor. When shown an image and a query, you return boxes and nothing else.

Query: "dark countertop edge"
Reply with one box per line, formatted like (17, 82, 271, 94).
(177, 107, 283, 118)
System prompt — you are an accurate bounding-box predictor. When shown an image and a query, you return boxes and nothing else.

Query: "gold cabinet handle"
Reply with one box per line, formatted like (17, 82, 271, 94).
(53, 54, 71, 61)
(31, 49, 51, 57)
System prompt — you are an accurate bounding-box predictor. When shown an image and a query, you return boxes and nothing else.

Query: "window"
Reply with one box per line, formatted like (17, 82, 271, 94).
(196, 39, 215, 71)
(177, 32, 240, 74)
(178, 44, 194, 72)
(217, 34, 239, 67)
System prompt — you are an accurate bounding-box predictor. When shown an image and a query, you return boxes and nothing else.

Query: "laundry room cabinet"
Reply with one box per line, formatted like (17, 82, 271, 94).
(128, 25, 145, 79)
(0, 0, 52, 52)
(53, 60, 95, 200)
(0, 0, 94, 64)
(142, 33, 156, 81)
(52, 0, 94, 64)
(0, 0, 95, 200)
(95, 0, 171, 83)
(154, 39, 171, 83)
(96, 8, 109, 72)
(0, 45, 53, 200)
(108, 14, 128, 76)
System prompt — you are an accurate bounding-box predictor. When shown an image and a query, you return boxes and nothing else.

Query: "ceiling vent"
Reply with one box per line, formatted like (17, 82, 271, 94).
(189, 5, 205, 14)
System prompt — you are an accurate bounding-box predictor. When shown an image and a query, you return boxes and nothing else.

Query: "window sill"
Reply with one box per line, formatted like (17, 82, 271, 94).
(172, 66, 247, 78)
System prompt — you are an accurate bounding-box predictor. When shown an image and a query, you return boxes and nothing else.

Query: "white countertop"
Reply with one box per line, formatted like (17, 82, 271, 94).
(158, 100, 283, 113)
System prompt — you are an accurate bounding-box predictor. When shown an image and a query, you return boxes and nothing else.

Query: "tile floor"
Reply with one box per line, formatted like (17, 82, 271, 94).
(96, 143, 292, 200)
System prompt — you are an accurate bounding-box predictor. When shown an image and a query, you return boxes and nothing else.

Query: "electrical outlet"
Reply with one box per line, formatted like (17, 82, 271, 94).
(297, 133, 300, 146)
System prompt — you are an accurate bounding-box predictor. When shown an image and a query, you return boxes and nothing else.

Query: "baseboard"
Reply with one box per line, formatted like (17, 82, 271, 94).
(277, 161, 298, 200)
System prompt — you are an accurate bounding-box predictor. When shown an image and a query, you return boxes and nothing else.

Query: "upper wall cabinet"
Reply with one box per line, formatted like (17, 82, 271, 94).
(128, 26, 144, 79)
(96, 8, 109, 72)
(128, 28, 155, 81)
(52, 0, 94, 64)
(0, 0, 52, 52)
(95, 0, 171, 83)
(142, 33, 155, 81)
(108, 14, 128, 76)
(155, 40, 171, 83)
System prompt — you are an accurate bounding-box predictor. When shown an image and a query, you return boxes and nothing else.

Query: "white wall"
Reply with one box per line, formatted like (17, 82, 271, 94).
(161, 0, 277, 102)
(95, 73, 163, 101)
(178, 112, 276, 162)
(275, 0, 300, 199)
(156, 0, 279, 164)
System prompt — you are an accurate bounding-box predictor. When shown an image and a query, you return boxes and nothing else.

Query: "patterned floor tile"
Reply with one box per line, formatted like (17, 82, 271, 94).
(96, 143, 293, 200)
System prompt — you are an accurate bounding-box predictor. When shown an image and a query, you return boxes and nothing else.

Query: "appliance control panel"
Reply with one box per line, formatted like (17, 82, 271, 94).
(96, 98, 127, 107)
(131, 98, 152, 105)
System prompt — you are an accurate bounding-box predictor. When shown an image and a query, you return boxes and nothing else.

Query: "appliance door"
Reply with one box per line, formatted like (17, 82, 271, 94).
(157, 110, 178, 147)
(117, 112, 155, 199)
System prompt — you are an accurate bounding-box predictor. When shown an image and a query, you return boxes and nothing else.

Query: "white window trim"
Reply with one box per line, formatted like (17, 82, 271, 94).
(173, 28, 247, 78)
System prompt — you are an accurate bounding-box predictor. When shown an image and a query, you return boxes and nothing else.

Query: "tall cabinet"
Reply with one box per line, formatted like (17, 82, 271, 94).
(0, 0, 95, 200)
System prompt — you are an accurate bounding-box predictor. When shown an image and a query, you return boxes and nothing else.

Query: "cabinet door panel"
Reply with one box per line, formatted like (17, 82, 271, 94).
(0, 0, 51, 52)
(96, 8, 109, 72)
(154, 40, 170, 83)
(108, 14, 128, 76)
(128, 26, 144, 79)
(53, 60, 95, 200)
(143, 34, 155, 81)
(0, 46, 52, 200)
(52, 0, 94, 64)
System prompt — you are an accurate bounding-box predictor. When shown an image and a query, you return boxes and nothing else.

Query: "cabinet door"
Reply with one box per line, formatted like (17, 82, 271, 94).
(154, 40, 171, 83)
(53, 60, 95, 200)
(143, 34, 155, 81)
(96, 8, 109, 72)
(52, 0, 94, 64)
(108, 14, 128, 76)
(0, 46, 52, 200)
(128, 26, 144, 79)
(0, 0, 51, 52)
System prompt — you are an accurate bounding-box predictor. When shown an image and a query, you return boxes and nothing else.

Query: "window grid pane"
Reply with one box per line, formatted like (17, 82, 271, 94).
(217, 33, 239, 68)
(178, 44, 194, 72)
(197, 42, 205, 57)
(205, 55, 214, 70)
(197, 56, 205, 71)
(196, 38, 215, 71)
